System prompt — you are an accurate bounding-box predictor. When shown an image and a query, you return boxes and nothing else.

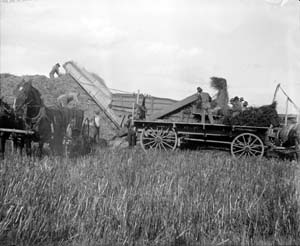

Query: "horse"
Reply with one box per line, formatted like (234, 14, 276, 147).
(0, 98, 28, 159)
(13, 80, 86, 157)
(13, 81, 66, 157)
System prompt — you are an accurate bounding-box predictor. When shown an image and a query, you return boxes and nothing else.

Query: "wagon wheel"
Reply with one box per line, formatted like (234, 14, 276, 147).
(140, 127, 177, 152)
(231, 133, 264, 159)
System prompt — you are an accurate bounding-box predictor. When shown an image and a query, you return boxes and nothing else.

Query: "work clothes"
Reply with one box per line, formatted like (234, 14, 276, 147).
(49, 64, 60, 79)
(231, 100, 243, 117)
(93, 115, 101, 143)
(197, 91, 214, 124)
(135, 104, 147, 120)
(125, 118, 136, 147)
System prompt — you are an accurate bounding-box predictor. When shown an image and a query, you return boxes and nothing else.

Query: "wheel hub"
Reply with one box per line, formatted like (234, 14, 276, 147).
(244, 146, 250, 152)
(155, 136, 162, 143)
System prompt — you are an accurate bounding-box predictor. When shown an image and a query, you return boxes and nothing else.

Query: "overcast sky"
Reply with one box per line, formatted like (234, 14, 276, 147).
(0, 0, 299, 113)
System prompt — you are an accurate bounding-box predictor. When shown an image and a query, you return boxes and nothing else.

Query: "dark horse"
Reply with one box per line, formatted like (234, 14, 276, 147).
(0, 98, 28, 159)
(13, 81, 66, 157)
(13, 80, 84, 157)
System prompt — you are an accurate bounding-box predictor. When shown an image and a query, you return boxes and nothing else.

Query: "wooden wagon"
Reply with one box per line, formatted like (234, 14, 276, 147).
(134, 120, 270, 158)
(133, 89, 299, 159)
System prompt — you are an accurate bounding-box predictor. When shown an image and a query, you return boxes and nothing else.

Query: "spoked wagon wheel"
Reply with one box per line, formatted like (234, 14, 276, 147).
(140, 127, 177, 152)
(231, 133, 264, 159)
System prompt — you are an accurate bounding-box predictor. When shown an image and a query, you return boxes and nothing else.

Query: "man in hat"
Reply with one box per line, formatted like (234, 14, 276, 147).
(49, 63, 61, 79)
(57, 92, 80, 107)
(242, 101, 248, 111)
(231, 96, 242, 117)
(196, 87, 214, 124)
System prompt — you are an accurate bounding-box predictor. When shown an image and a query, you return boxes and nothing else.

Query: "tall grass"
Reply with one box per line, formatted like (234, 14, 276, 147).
(0, 149, 299, 245)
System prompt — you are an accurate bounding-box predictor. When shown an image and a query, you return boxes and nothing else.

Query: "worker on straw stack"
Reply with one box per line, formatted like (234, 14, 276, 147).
(57, 92, 80, 107)
(230, 96, 242, 117)
(49, 63, 61, 79)
(196, 87, 214, 124)
(242, 101, 248, 111)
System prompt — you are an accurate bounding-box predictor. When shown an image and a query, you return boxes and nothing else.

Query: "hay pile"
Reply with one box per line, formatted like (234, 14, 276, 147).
(223, 102, 281, 127)
(210, 77, 229, 114)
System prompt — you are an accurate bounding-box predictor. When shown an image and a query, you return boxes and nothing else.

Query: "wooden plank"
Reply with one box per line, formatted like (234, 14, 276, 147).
(149, 94, 199, 120)
(63, 61, 121, 131)
(0, 128, 34, 135)
(112, 93, 177, 103)
(111, 98, 175, 106)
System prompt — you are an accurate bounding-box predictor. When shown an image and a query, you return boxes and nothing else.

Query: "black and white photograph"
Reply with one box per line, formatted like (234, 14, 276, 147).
(0, 0, 300, 245)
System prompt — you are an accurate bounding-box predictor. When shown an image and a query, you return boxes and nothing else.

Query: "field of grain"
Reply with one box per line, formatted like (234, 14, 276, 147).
(0, 149, 299, 246)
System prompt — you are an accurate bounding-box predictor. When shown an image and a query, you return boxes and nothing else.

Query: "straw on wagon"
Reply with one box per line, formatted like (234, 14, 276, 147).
(223, 102, 281, 127)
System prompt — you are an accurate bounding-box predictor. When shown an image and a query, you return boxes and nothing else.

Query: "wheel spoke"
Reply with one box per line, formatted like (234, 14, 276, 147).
(249, 139, 259, 147)
(242, 135, 248, 144)
(233, 144, 244, 149)
(143, 140, 156, 146)
(160, 143, 168, 151)
(236, 139, 245, 147)
(247, 135, 252, 144)
(233, 148, 246, 154)
(248, 150, 257, 157)
(164, 138, 177, 143)
(162, 134, 176, 139)
(149, 142, 157, 149)
(238, 151, 246, 158)
(161, 130, 169, 137)
(162, 141, 174, 149)
(146, 131, 156, 138)
(158, 143, 162, 151)
(251, 144, 263, 149)
(249, 149, 262, 154)
(143, 137, 156, 140)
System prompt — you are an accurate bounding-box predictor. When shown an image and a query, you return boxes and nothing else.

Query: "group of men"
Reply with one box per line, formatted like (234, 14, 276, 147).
(65, 110, 101, 145)
(230, 96, 248, 117)
(195, 87, 249, 124)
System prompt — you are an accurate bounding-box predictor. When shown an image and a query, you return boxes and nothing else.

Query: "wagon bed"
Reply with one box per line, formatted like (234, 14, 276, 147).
(134, 120, 270, 158)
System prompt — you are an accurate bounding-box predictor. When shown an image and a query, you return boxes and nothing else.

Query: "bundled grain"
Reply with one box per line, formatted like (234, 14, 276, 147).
(210, 77, 229, 114)
(223, 102, 281, 127)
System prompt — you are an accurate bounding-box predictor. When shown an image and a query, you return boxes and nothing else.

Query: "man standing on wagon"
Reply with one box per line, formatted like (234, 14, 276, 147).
(196, 87, 214, 124)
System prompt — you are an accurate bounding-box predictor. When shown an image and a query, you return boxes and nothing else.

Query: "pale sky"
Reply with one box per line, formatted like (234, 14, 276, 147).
(0, 0, 299, 113)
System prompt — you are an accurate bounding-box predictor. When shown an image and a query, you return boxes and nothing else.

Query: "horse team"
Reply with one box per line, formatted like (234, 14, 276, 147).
(0, 80, 86, 159)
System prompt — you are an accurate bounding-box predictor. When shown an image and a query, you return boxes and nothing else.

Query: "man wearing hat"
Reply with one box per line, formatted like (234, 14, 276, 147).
(196, 87, 214, 124)
(57, 92, 80, 107)
(231, 96, 243, 117)
(49, 63, 61, 79)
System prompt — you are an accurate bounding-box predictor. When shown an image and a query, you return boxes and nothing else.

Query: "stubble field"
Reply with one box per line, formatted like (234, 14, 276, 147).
(0, 148, 299, 246)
